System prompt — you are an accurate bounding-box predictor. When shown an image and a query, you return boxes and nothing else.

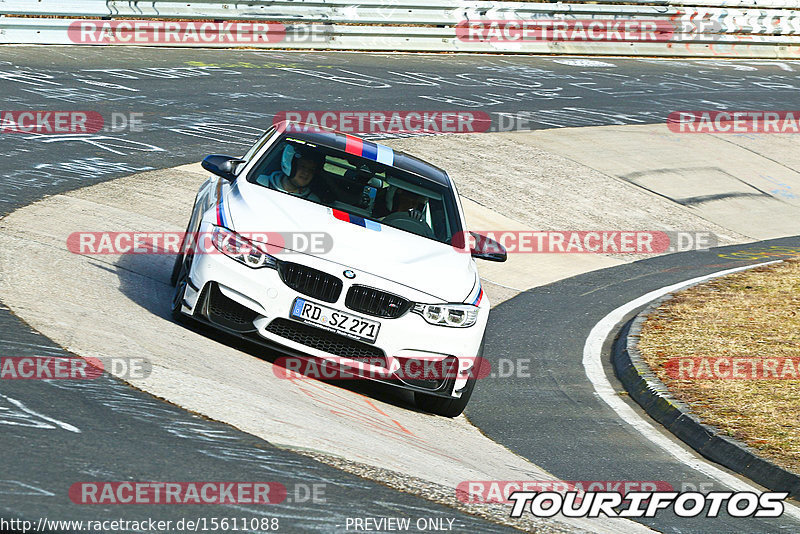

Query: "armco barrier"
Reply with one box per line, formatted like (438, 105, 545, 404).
(2, 0, 800, 57)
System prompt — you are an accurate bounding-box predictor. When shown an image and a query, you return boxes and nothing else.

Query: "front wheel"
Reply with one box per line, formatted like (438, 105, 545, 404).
(171, 253, 192, 322)
(170, 220, 193, 287)
(169, 251, 184, 287)
(414, 376, 477, 418)
(414, 342, 484, 417)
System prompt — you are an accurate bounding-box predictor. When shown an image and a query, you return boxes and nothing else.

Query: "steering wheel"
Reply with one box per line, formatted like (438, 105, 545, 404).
(381, 211, 435, 238)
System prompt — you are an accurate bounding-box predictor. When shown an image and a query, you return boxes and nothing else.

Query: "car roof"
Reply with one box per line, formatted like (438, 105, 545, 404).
(276, 121, 451, 187)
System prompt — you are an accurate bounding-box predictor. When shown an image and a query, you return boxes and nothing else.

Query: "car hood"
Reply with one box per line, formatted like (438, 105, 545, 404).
(227, 184, 476, 302)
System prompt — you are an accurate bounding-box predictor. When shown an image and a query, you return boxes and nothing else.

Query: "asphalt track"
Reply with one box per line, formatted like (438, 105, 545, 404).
(471, 237, 800, 533)
(3, 47, 800, 213)
(0, 357, 517, 533)
(2, 47, 800, 532)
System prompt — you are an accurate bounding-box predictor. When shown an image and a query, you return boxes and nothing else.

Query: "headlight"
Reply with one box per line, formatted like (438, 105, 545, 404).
(211, 226, 277, 269)
(412, 303, 479, 328)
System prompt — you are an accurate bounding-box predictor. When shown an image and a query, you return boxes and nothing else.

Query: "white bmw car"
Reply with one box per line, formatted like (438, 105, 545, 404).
(170, 122, 506, 416)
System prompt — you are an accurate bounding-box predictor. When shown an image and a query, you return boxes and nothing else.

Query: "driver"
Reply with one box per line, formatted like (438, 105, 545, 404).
(385, 187, 427, 221)
(381, 186, 434, 238)
(267, 145, 323, 202)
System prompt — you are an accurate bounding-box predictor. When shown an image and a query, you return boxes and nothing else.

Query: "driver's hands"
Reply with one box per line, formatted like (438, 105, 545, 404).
(407, 208, 425, 222)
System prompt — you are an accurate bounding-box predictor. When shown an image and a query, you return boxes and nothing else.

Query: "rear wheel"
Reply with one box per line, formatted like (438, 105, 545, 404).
(414, 341, 484, 417)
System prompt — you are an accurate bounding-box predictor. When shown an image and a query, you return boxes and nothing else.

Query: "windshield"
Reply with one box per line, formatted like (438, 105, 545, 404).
(247, 138, 462, 245)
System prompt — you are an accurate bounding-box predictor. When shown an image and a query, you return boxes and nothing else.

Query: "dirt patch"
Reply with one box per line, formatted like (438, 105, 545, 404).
(638, 258, 800, 473)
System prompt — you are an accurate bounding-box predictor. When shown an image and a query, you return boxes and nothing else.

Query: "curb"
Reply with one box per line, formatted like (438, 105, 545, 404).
(612, 293, 800, 499)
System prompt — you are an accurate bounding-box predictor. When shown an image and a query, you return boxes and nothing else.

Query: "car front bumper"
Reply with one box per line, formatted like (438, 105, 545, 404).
(178, 243, 489, 398)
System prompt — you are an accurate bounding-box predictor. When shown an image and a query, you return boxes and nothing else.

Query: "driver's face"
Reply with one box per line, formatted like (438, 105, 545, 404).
(292, 158, 318, 187)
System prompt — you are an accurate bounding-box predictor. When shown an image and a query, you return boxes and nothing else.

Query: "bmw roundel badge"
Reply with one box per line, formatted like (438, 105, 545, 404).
(343, 270, 356, 279)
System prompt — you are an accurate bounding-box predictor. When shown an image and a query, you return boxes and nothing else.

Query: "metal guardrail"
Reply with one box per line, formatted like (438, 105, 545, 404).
(3, 0, 800, 13)
(1, 0, 799, 57)
(3, 0, 800, 26)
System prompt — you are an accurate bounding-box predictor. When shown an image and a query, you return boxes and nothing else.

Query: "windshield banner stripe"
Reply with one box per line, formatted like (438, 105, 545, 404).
(361, 141, 379, 161)
(343, 134, 394, 166)
(345, 135, 363, 157)
(376, 144, 394, 166)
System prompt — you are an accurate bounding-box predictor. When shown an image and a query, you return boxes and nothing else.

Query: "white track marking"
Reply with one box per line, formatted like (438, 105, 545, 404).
(0, 393, 81, 433)
(583, 260, 800, 521)
(552, 58, 617, 68)
(0, 480, 55, 496)
(479, 277, 523, 292)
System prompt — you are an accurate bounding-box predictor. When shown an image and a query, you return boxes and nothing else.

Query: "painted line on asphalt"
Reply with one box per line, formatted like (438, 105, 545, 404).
(582, 260, 800, 522)
(0, 392, 82, 433)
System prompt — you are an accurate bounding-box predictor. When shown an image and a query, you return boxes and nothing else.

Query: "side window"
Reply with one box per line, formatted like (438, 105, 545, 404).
(250, 140, 288, 187)
(241, 127, 277, 163)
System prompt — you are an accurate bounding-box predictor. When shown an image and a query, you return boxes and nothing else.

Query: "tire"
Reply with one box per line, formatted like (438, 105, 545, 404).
(170, 220, 193, 287)
(169, 251, 184, 287)
(171, 252, 193, 322)
(414, 376, 477, 418)
(414, 341, 484, 417)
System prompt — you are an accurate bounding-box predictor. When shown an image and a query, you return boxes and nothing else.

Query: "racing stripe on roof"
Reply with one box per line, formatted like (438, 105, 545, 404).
(344, 135, 394, 166)
(345, 135, 363, 157)
(376, 144, 394, 165)
(361, 141, 378, 161)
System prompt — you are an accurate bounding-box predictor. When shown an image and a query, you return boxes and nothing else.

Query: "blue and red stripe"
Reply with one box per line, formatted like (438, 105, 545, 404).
(215, 181, 229, 227)
(332, 208, 381, 232)
(344, 135, 394, 166)
(345, 135, 364, 157)
(471, 287, 484, 306)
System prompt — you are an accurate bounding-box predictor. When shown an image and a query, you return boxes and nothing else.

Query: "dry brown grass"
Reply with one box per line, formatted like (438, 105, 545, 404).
(638, 258, 800, 474)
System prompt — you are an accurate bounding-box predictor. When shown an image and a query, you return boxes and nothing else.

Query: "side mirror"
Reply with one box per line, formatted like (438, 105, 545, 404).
(202, 155, 246, 182)
(469, 231, 507, 262)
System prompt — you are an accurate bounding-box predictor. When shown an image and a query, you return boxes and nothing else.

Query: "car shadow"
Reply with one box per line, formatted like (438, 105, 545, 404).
(111, 251, 422, 413)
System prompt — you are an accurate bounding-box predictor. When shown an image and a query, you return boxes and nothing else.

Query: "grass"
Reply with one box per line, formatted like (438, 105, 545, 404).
(638, 258, 800, 474)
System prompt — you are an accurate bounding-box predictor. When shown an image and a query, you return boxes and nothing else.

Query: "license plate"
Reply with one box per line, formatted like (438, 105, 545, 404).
(290, 298, 380, 344)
